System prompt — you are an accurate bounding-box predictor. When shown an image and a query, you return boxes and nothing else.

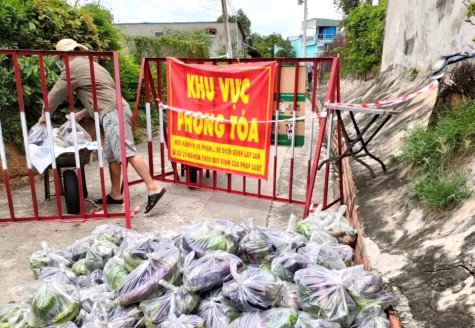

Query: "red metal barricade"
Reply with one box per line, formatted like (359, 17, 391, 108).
(0, 50, 133, 228)
(130, 57, 344, 213)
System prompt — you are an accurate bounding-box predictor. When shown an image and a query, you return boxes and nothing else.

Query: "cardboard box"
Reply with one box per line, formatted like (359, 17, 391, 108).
(270, 114, 305, 147)
(277, 66, 307, 94)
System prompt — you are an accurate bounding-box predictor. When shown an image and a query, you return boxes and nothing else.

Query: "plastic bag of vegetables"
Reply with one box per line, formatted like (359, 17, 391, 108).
(139, 279, 200, 325)
(77, 269, 105, 288)
(344, 266, 394, 310)
(230, 308, 298, 328)
(0, 303, 31, 328)
(331, 244, 354, 267)
(180, 220, 243, 257)
(279, 281, 300, 310)
(298, 242, 346, 270)
(117, 246, 181, 307)
(222, 264, 283, 311)
(31, 282, 80, 325)
(309, 229, 339, 245)
(84, 243, 115, 272)
(122, 236, 169, 273)
(296, 205, 333, 239)
(239, 226, 306, 265)
(295, 312, 341, 328)
(38, 266, 78, 285)
(351, 305, 389, 328)
(197, 289, 240, 328)
(91, 224, 128, 247)
(81, 299, 142, 328)
(270, 252, 313, 282)
(182, 251, 243, 292)
(320, 206, 356, 245)
(61, 237, 91, 262)
(29, 242, 72, 278)
(103, 257, 129, 290)
(49, 322, 79, 328)
(71, 259, 88, 276)
(159, 314, 206, 328)
(79, 284, 115, 314)
(294, 266, 356, 328)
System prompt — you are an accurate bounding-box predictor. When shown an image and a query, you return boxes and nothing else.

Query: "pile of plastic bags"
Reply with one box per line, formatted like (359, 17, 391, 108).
(0, 206, 395, 327)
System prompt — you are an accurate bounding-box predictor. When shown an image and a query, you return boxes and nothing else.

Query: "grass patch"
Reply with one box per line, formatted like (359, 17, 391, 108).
(397, 99, 475, 209)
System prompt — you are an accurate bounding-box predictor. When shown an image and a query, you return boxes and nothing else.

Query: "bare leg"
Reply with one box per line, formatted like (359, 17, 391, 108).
(127, 154, 162, 195)
(109, 161, 123, 200)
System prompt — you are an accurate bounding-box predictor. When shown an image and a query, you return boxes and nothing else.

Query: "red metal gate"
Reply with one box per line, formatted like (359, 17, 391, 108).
(130, 57, 344, 216)
(0, 50, 133, 227)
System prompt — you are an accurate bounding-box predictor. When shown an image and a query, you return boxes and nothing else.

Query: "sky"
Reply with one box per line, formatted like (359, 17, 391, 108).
(96, 0, 343, 38)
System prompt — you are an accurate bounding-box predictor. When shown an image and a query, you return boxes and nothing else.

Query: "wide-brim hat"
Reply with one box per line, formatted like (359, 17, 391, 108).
(55, 39, 88, 51)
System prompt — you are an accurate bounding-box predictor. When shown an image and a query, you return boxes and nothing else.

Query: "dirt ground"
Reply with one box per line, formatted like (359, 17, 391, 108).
(340, 70, 475, 327)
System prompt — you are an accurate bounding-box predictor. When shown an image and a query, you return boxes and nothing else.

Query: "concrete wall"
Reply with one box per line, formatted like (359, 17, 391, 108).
(115, 22, 244, 57)
(381, 0, 475, 71)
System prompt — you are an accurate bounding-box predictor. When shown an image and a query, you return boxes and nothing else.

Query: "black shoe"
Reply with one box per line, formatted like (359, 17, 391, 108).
(145, 188, 166, 213)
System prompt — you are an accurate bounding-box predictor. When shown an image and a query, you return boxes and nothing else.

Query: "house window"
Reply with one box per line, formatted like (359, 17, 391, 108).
(205, 28, 217, 37)
(155, 31, 164, 38)
(317, 26, 336, 40)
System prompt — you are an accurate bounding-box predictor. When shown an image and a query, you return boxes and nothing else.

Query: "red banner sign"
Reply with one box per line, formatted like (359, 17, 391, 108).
(166, 57, 277, 179)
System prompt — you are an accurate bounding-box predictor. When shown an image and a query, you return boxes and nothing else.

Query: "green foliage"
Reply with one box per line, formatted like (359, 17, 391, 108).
(249, 33, 295, 58)
(333, 0, 361, 16)
(102, 53, 140, 104)
(411, 173, 471, 209)
(217, 8, 251, 38)
(397, 100, 475, 209)
(336, 0, 386, 75)
(408, 68, 418, 81)
(128, 28, 212, 60)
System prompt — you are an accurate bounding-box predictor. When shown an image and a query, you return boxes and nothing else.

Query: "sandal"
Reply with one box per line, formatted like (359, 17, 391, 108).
(95, 194, 124, 205)
(145, 188, 166, 213)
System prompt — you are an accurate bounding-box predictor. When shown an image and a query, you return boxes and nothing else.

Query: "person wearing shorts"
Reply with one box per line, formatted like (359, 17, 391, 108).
(38, 38, 166, 213)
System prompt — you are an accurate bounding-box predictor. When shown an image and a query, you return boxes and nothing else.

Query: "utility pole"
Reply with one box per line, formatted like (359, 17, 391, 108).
(221, 0, 233, 58)
(298, 0, 308, 58)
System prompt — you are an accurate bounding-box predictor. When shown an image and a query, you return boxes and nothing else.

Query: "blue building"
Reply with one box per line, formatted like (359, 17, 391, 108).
(290, 18, 341, 58)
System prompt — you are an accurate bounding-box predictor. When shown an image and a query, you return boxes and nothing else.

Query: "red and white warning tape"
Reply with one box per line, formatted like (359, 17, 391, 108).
(161, 103, 327, 124)
(328, 80, 439, 109)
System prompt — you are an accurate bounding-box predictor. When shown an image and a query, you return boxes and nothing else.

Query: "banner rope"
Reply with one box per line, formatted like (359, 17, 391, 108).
(159, 102, 327, 124)
(327, 80, 439, 109)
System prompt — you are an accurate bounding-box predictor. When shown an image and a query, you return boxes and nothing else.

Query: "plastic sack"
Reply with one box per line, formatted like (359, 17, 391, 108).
(180, 220, 244, 258)
(122, 237, 169, 273)
(84, 243, 115, 272)
(344, 266, 394, 310)
(159, 314, 206, 328)
(57, 120, 92, 147)
(0, 303, 31, 328)
(71, 259, 88, 276)
(298, 242, 346, 270)
(28, 123, 48, 145)
(296, 205, 334, 239)
(81, 299, 142, 328)
(117, 246, 181, 307)
(294, 266, 356, 328)
(31, 282, 80, 325)
(351, 305, 389, 328)
(222, 264, 283, 311)
(309, 228, 339, 245)
(321, 206, 356, 245)
(239, 227, 306, 265)
(279, 281, 300, 310)
(103, 257, 129, 290)
(295, 312, 341, 328)
(197, 289, 240, 328)
(61, 237, 91, 262)
(139, 279, 200, 325)
(78, 284, 115, 315)
(270, 252, 313, 282)
(91, 224, 128, 247)
(331, 244, 354, 267)
(29, 242, 72, 278)
(49, 322, 79, 328)
(182, 251, 243, 292)
(77, 269, 105, 288)
(230, 308, 298, 328)
(38, 266, 78, 285)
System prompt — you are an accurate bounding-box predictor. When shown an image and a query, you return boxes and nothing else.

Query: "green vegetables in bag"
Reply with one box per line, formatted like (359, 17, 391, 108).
(31, 282, 80, 325)
(0, 304, 30, 328)
(230, 308, 298, 328)
(103, 257, 129, 290)
(71, 259, 88, 276)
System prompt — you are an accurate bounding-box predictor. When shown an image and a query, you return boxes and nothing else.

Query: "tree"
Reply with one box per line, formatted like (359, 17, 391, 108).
(217, 8, 251, 38)
(248, 33, 295, 58)
(333, 0, 365, 16)
(335, 0, 386, 75)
